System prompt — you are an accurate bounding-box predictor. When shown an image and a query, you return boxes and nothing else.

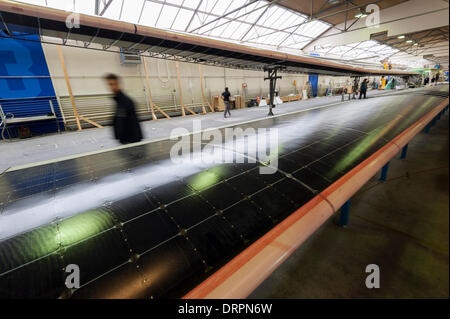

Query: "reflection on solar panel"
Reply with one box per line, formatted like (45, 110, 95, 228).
(0, 87, 448, 298)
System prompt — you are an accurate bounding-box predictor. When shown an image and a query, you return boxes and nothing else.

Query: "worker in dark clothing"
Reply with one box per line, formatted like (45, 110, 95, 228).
(359, 79, 368, 99)
(352, 78, 359, 99)
(221, 87, 231, 118)
(105, 73, 143, 144)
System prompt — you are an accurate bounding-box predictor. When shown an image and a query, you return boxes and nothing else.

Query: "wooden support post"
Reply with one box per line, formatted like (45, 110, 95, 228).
(184, 105, 197, 115)
(142, 56, 158, 120)
(198, 64, 208, 114)
(153, 104, 171, 119)
(57, 45, 82, 131)
(207, 101, 214, 113)
(79, 115, 104, 129)
(175, 60, 187, 117)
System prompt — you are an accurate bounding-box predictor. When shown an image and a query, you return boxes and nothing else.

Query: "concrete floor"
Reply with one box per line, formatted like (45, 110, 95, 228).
(250, 112, 449, 299)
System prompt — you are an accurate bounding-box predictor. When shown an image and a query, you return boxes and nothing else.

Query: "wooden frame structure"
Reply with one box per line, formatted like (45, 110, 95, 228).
(57, 45, 103, 131)
(142, 56, 171, 120)
(57, 47, 214, 132)
(175, 60, 196, 117)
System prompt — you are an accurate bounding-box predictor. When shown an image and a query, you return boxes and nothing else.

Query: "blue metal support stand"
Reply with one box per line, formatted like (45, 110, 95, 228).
(380, 162, 390, 182)
(400, 144, 408, 159)
(338, 199, 351, 227)
(431, 117, 437, 126)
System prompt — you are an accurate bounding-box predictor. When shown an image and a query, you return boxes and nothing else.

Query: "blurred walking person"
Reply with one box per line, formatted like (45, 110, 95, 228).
(105, 73, 143, 144)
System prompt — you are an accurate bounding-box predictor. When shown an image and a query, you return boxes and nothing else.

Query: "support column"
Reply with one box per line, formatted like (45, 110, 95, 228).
(263, 66, 284, 116)
(400, 144, 408, 160)
(338, 199, 351, 227)
(379, 162, 390, 182)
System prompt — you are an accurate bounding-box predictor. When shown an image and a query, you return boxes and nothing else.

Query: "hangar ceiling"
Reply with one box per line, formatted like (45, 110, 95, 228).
(278, 0, 409, 25)
(4, 0, 449, 69)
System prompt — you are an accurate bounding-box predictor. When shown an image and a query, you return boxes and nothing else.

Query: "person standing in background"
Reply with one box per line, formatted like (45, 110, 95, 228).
(105, 73, 143, 144)
(359, 79, 368, 99)
(305, 81, 312, 99)
(221, 87, 231, 118)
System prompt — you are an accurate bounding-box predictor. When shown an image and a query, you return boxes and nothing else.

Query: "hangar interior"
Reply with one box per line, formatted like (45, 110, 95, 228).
(0, 0, 448, 299)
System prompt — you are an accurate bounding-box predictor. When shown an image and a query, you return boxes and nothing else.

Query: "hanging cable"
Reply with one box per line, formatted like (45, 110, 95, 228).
(156, 59, 170, 87)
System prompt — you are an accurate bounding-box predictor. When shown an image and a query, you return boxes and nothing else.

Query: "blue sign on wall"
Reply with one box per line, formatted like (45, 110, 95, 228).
(0, 27, 63, 137)
(308, 74, 319, 97)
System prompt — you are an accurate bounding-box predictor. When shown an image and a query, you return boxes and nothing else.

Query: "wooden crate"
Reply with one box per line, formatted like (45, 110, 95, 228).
(234, 95, 244, 109)
(281, 95, 301, 102)
(213, 96, 225, 111)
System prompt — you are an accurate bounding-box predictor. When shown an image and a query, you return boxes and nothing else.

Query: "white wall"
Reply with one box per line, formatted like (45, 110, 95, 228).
(43, 43, 359, 100)
(42, 42, 360, 127)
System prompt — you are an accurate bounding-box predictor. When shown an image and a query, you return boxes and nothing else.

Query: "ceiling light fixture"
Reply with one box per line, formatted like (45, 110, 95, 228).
(406, 40, 413, 43)
(398, 35, 405, 39)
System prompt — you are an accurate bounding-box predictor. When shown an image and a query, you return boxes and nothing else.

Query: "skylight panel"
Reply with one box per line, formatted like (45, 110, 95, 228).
(302, 21, 330, 38)
(156, 5, 183, 29)
(13, 0, 335, 56)
(226, 0, 250, 13)
(220, 21, 242, 38)
(208, 20, 231, 37)
(181, 0, 202, 9)
(79, 2, 96, 15)
(242, 4, 269, 24)
(188, 11, 216, 32)
(16, 0, 46, 5)
(165, 0, 187, 6)
(243, 26, 261, 41)
(260, 6, 281, 25)
(264, 8, 287, 29)
(100, 0, 122, 20)
(359, 40, 377, 48)
(45, 0, 73, 11)
(140, 2, 162, 28)
(171, 8, 194, 31)
(275, 12, 301, 30)
(121, 0, 145, 24)
(281, 34, 310, 47)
